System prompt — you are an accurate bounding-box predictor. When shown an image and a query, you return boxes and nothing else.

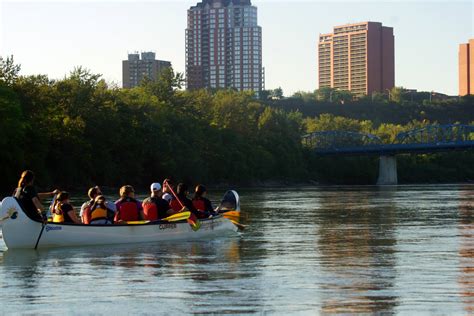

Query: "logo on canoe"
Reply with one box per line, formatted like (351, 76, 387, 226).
(159, 223, 177, 230)
(7, 207, 18, 219)
(45, 226, 62, 232)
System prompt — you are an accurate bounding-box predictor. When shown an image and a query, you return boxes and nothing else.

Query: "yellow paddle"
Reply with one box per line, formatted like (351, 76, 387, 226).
(229, 219, 247, 230)
(163, 211, 191, 222)
(221, 210, 241, 221)
(126, 211, 191, 225)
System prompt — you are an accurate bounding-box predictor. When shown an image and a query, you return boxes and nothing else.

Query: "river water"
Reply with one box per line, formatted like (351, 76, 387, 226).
(1, 185, 474, 314)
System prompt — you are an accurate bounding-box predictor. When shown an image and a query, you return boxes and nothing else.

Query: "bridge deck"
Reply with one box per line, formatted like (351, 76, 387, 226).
(313, 141, 474, 156)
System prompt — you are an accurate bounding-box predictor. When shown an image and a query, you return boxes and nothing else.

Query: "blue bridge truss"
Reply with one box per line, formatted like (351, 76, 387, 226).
(302, 124, 474, 155)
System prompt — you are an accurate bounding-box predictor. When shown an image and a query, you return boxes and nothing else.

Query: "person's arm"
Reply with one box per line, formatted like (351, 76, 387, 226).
(32, 197, 44, 212)
(139, 201, 146, 220)
(38, 189, 60, 200)
(114, 202, 120, 223)
(83, 206, 91, 224)
(205, 198, 213, 213)
(67, 209, 82, 224)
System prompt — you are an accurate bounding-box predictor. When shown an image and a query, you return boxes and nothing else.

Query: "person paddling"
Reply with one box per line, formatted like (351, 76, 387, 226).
(169, 183, 198, 216)
(13, 170, 59, 222)
(52, 191, 81, 224)
(114, 185, 143, 223)
(192, 185, 215, 218)
(142, 183, 173, 221)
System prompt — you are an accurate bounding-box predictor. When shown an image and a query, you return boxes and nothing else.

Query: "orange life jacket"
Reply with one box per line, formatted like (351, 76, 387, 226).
(90, 205, 108, 222)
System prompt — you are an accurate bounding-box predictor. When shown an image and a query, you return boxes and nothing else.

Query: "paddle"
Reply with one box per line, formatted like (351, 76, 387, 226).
(126, 211, 192, 225)
(228, 219, 247, 230)
(164, 181, 200, 231)
(220, 210, 242, 221)
(34, 193, 57, 250)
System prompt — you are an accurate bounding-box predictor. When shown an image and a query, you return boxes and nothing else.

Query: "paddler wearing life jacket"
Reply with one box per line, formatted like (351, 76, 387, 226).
(142, 182, 173, 221)
(169, 183, 199, 217)
(192, 184, 216, 219)
(13, 170, 59, 222)
(114, 185, 143, 223)
(80, 186, 116, 224)
(52, 191, 81, 224)
(83, 195, 114, 225)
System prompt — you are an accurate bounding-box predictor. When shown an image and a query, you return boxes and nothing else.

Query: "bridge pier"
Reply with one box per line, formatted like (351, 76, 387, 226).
(377, 156, 398, 185)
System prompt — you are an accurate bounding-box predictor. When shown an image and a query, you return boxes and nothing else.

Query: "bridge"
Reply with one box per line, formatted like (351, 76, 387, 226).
(302, 124, 474, 185)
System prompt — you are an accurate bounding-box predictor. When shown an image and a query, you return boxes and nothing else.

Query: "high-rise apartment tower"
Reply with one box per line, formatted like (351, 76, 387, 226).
(122, 52, 171, 88)
(186, 0, 262, 93)
(318, 22, 395, 96)
(459, 39, 474, 96)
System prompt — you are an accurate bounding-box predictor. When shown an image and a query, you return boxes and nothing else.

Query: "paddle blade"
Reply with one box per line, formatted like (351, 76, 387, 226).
(126, 220, 150, 225)
(163, 211, 191, 222)
(221, 211, 241, 221)
(187, 213, 201, 231)
(229, 219, 247, 230)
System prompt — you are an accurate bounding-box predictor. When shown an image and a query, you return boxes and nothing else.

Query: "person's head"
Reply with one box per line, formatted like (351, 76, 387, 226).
(88, 186, 102, 200)
(94, 195, 106, 207)
(194, 184, 207, 198)
(57, 191, 70, 203)
(119, 185, 135, 198)
(150, 182, 162, 197)
(18, 170, 35, 188)
(176, 183, 188, 197)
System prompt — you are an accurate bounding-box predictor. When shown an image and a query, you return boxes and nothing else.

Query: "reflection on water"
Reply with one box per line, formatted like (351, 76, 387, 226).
(316, 187, 398, 314)
(1, 185, 474, 314)
(459, 188, 474, 314)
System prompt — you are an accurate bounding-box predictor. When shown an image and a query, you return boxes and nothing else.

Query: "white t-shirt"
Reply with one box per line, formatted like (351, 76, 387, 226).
(162, 193, 172, 203)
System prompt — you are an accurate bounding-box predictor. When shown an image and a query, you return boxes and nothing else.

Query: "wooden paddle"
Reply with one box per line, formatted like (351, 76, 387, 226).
(164, 181, 201, 231)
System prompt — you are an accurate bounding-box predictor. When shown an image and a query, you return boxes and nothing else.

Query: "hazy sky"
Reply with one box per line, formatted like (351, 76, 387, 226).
(1, 0, 473, 95)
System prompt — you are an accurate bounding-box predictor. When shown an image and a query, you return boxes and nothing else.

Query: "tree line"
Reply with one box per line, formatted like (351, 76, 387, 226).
(0, 56, 473, 194)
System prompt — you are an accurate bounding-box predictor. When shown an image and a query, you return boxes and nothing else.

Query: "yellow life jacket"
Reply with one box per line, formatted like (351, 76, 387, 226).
(90, 206, 108, 222)
(53, 204, 65, 223)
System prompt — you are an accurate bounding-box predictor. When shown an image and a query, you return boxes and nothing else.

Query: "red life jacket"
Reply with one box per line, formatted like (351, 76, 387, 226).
(142, 199, 158, 221)
(116, 197, 140, 222)
(170, 198, 182, 213)
(192, 199, 206, 211)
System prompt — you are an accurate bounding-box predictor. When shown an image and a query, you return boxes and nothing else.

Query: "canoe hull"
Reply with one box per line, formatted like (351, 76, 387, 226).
(1, 197, 238, 249)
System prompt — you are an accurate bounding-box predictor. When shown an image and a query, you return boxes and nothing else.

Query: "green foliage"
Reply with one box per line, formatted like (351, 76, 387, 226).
(0, 55, 21, 86)
(0, 56, 472, 193)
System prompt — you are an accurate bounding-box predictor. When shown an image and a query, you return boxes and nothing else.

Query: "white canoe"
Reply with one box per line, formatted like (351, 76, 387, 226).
(0, 191, 240, 249)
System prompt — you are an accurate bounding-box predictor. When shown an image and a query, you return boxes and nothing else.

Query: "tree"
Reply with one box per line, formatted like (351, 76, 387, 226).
(270, 87, 284, 100)
(390, 86, 404, 103)
(141, 67, 184, 105)
(0, 55, 21, 86)
(315, 87, 334, 102)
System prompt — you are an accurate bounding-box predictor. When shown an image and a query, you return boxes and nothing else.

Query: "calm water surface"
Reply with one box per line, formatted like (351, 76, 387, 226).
(1, 185, 474, 314)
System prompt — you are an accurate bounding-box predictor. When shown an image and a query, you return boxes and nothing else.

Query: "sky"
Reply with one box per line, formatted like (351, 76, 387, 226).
(1, 0, 473, 96)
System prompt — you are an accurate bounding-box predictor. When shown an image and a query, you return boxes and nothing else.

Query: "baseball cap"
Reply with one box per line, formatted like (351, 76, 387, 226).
(150, 183, 162, 191)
